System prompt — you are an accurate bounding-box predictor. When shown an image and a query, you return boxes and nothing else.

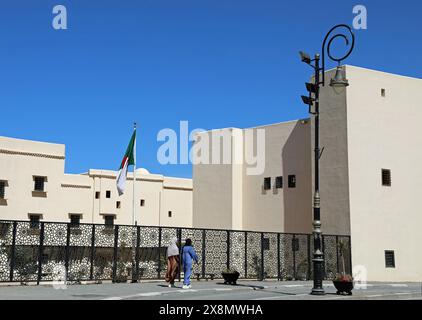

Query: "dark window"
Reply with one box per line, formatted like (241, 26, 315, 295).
(0, 181, 5, 199)
(168, 211, 172, 218)
(385, 250, 395, 268)
(116, 201, 121, 209)
(34, 177, 45, 192)
(382, 169, 391, 186)
(263, 177, 271, 190)
(262, 238, 270, 250)
(275, 176, 283, 189)
(70, 215, 81, 227)
(29, 215, 41, 229)
(288, 175, 296, 188)
(95, 192, 100, 199)
(140, 199, 145, 207)
(106, 191, 111, 198)
(292, 238, 300, 251)
(104, 215, 114, 227)
(381, 88, 386, 97)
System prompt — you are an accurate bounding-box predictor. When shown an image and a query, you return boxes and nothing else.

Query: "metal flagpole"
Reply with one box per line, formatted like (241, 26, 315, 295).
(132, 122, 137, 283)
(132, 122, 137, 226)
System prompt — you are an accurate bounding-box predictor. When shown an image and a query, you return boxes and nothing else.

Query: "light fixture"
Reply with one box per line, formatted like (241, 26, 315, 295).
(301, 95, 313, 105)
(305, 82, 317, 93)
(299, 51, 311, 64)
(330, 65, 349, 87)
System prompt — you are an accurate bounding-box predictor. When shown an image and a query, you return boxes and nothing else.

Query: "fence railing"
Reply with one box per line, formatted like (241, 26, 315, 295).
(0, 220, 352, 284)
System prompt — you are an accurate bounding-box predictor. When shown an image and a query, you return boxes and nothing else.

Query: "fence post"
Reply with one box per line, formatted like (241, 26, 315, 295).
(157, 227, 162, 279)
(9, 221, 17, 282)
(134, 226, 140, 282)
(307, 234, 311, 280)
(244, 231, 248, 279)
(89, 225, 95, 280)
(336, 235, 340, 274)
(36, 222, 45, 285)
(112, 225, 119, 283)
(178, 228, 182, 282)
(260, 233, 264, 281)
(292, 234, 296, 280)
(226, 230, 230, 270)
(277, 233, 280, 281)
(348, 236, 352, 275)
(65, 223, 70, 282)
(321, 235, 326, 279)
(201, 230, 206, 278)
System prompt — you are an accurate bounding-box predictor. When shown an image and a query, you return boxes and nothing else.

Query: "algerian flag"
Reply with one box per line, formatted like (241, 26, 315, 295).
(116, 130, 136, 196)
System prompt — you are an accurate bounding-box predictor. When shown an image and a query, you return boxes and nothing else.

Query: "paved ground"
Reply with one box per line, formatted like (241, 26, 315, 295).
(0, 280, 421, 300)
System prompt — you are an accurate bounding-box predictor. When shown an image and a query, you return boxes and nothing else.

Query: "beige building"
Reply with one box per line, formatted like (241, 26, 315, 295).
(193, 66, 422, 282)
(1, 66, 420, 282)
(192, 121, 312, 234)
(0, 136, 193, 227)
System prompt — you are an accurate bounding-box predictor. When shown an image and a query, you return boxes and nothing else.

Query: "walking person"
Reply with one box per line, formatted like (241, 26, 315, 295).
(165, 237, 179, 288)
(182, 238, 198, 289)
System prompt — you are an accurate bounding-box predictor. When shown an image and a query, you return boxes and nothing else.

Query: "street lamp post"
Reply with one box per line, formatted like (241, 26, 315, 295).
(300, 24, 355, 295)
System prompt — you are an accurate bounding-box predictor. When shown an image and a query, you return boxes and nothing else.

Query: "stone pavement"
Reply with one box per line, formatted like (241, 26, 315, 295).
(0, 280, 420, 300)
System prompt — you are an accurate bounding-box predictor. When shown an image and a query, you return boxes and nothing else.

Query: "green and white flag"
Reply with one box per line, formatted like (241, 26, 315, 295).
(116, 130, 136, 196)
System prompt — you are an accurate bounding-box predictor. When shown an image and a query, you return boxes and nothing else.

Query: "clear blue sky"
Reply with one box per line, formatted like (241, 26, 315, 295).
(0, 0, 421, 178)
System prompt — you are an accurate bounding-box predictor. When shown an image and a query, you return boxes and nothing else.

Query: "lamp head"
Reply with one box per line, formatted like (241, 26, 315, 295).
(299, 51, 311, 64)
(301, 95, 313, 105)
(305, 82, 316, 93)
(330, 65, 349, 87)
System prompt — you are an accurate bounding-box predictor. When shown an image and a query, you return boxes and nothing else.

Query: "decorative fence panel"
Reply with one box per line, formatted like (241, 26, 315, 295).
(245, 232, 262, 279)
(229, 231, 246, 278)
(263, 233, 278, 279)
(0, 220, 351, 285)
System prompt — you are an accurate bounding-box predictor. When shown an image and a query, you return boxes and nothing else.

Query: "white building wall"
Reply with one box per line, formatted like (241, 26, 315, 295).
(242, 121, 312, 233)
(0, 136, 193, 228)
(316, 68, 351, 236)
(193, 121, 312, 233)
(192, 128, 239, 229)
(0, 137, 66, 222)
(345, 66, 422, 282)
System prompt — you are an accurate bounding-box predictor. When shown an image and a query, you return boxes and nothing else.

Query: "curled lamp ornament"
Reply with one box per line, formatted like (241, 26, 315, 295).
(321, 24, 355, 85)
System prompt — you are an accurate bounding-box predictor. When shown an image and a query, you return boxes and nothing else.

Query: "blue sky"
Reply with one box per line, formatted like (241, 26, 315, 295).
(0, 0, 421, 178)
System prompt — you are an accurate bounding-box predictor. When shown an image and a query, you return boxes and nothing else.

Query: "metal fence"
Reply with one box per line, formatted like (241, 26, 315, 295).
(0, 220, 351, 284)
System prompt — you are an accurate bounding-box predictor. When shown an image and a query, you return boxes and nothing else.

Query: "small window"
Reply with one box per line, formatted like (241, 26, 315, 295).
(106, 190, 111, 198)
(0, 181, 5, 199)
(140, 199, 145, 207)
(381, 88, 386, 97)
(95, 192, 100, 199)
(288, 175, 296, 188)
(116, 201, 121, 209)
(385, 250, 395, 268)
(382, 169, 391, 186)
(275, 176, 283, 189)
(34, 176, 46, 192)
(29, 215, 41, 229)
(168, 211, 172, 218)
(104, 215, 114, 227)
(70, 214, 81, 227)
(263, 177, 271, 190)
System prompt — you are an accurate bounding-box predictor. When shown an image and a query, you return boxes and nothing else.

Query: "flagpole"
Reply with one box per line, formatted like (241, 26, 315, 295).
(133, 122, 137, 226)
(132, 122, 137, 283)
